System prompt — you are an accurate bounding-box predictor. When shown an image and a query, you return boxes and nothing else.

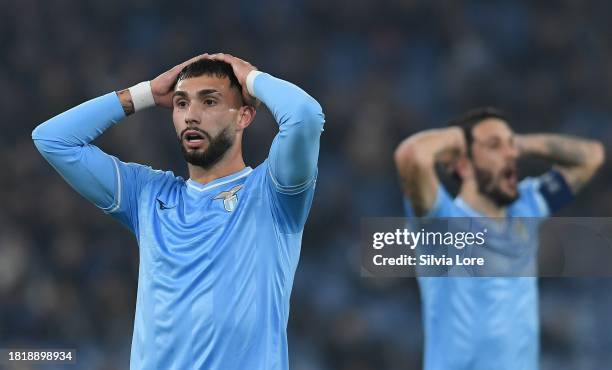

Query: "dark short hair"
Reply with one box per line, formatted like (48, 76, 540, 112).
(448, 107, 507, 156)
(176, 59, 243, 96)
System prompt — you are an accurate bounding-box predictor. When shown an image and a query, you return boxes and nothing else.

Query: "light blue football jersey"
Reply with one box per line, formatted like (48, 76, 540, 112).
(405, 176, 567, 370)
(33, 72, 325, 370)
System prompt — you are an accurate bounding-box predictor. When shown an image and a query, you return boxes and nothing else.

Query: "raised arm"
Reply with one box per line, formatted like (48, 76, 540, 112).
(517, 134, 605, 193)
(210, 53, 325, 193)
(32, 92, 127, 210)
(251, 72, 324, 191)
(394, 127, 466, 216)
(32, 55, 205, 213)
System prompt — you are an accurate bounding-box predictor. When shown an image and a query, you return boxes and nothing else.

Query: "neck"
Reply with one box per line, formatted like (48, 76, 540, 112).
(188, 144, 246, 185)
(459, 180, 507, 217)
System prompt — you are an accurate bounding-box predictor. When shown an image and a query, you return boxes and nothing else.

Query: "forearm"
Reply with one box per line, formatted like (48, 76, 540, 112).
(247, 72, 323, 126)
(249, 72, 325, 189)
(32, 92, 127, 147)
(517, 134, 604, 168)
(394, 127, 464, 216)
(518, 133, 605, 193)
(395, 127, 465, 168)
(32, 92, 128, 209)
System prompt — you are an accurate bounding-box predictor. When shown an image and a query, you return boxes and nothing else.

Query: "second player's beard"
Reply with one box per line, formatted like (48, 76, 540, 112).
(473, 165, 518, 207)
(179, 127, 234, 170)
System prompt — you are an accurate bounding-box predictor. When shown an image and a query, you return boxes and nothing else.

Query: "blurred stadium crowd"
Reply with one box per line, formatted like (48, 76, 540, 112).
(2, 0, 612, 369)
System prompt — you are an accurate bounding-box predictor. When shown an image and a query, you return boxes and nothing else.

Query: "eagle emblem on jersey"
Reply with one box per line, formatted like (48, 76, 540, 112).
(214, 184, 244, 212)
(513, 219, 529, 242)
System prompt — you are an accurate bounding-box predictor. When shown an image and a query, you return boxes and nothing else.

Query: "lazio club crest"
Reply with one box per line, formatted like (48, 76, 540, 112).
(214, 184, 244, 212)
(512, 218, 529, 243)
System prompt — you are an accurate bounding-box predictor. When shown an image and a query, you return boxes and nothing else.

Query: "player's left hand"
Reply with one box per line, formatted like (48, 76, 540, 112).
(207, 53, 260, 107)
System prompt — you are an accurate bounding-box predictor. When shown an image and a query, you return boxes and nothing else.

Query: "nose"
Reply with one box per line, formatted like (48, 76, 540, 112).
(184, 103, 200, 125)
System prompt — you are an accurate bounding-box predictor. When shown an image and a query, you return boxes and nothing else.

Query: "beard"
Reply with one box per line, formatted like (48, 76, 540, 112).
(473, 165, 518, 207)
(179, 127, 234, 170)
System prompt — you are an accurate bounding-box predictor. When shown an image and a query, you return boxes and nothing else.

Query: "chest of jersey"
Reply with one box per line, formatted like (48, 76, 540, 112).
(144, 181, 264, 257)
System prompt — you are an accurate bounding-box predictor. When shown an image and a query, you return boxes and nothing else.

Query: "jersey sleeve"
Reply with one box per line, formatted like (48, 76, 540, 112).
(517, 169, 574, 217)
(249, 72, 325, 233)
(32, 92, 150, 233)
(103, 159, 161, 233)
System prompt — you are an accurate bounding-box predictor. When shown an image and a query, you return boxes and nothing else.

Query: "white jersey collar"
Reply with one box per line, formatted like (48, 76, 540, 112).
(187, 167, 253, 193)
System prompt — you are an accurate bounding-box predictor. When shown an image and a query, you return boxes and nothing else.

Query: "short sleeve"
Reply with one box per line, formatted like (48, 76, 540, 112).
(516, 170, 572, 217)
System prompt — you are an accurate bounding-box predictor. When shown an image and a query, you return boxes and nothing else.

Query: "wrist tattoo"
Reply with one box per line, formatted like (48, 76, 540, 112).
(117, 89, 135, 116)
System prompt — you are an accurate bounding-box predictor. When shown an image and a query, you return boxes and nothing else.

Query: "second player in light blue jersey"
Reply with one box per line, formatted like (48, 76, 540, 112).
(32, 53, 325, 370)
(394, 107, 604, 370)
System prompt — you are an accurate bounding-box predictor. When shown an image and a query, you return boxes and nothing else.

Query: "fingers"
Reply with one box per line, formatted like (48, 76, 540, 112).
(209, 53, 232, 60)
(174, 52, 258, 106)
(208, 53, 238, 66)
(175, 53, 210, 71)
(201, 53, 256, 71)
(209, 53, 252, 68)
(173, 52, 248, 72)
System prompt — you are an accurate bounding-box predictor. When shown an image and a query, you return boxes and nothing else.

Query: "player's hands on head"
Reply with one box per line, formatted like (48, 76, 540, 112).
(514, 134, 527, 157)
(150, 54, 209, 108)
(207, 53, 260, 107)
(438, 147, 464, 175)
(439, 127, 468, 174)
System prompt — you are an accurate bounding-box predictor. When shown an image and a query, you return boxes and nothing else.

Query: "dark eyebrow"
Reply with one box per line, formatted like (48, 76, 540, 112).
(172, 89, 221, 99)
(172, 91, 188, 99)
(197, 89, 221, 98)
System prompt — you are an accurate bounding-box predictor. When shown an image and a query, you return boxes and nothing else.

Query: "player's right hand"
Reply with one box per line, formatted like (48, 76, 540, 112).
(437, 127, 467, 173)
(150, 54, 208, 108)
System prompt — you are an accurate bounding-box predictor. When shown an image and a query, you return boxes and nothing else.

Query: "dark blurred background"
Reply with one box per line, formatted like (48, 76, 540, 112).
(2, 0, 612, 369)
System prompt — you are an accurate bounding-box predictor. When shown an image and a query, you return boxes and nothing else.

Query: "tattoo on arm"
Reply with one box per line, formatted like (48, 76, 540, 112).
(117, 89, 135, 116)
(534, 134, 604, 193)
(545, 137, 589, 167)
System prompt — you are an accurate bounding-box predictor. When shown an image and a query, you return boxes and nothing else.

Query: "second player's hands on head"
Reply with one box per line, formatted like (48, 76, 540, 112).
(436, 127, 467, 172)
(394, 126, 467, 216)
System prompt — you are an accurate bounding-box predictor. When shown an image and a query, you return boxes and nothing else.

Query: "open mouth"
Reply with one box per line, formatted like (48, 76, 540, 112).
(501, 165, 517, 187)
(183, 130, 207, 148)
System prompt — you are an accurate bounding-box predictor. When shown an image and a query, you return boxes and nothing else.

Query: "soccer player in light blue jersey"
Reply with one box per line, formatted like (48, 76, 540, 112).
(394, 108, 604, 370)
(32, 53, 325, 370)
